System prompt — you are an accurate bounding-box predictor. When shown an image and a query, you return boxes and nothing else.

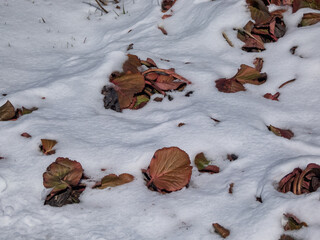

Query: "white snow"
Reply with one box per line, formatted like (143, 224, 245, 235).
(1, 0, 320, 239)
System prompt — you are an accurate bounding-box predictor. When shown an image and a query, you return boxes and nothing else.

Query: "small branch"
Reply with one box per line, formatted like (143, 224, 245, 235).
(95, 0, 109, 14)
(222, 32, 234, 47)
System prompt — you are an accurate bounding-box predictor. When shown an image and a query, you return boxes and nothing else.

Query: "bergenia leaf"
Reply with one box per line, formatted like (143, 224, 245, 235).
(194, 152, 220, 174)
(246, 0, 271, 24)
(215, 78, 246, 93)
(268, 125, 294, 139)
(0, 101, 15, 121)
(133, 94, 150, 110)
(235, 64, 267, 85)
(212, 223, 230, 238)
(40, 139, 58, 155)
(283, 213, 308, 231)
(298, 12, 320, 27)
(93, 173, 134, 189)
(122, 54, 141, 74)
(45, 184, 86, 207)
(144, 147, 192, 193)
(293, 0, 320, 13)
(111, 73, 145, 109)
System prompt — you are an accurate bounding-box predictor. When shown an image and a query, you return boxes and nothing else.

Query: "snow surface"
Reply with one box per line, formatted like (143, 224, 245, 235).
(1, 0, 320, 239)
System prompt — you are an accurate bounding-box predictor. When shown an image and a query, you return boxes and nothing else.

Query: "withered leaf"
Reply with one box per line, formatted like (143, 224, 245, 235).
(283, 213, 308, 231)
(268, 125, 294, 139)
(162, 0, 177, 12)
(253, 57, 264, 71)
(93, 173, 134, 189)
(264, 92, 280, 101)
(215, 78, 246, 93)
(227, 154, 238, 161)
(246, 0, 271, 23)
(0, 101, 15, 121)
(279, 79, 296, 89)
(21, 132, 32, 138)
(228, 183, 234, 194)
(158, 26, 168, 35)
(194, 152, 220, 174)
(45, 184, 85, 207)
(178, 123, 185, 127)
(40, 139, 58, 155)
(212, 223, 230, 238)
(123, 54, 141, 74)
(133, 94, 150, 110)
(293, 0, 320, 13)
(298, 12, 320, 27)
(101, 86, 121, 112)
(279, 234, 295, 240)
(21, 107, 38, 115)
(143, 147, 192, 193)
(235, 64, 267, 85)
(111, 73, 145, 109)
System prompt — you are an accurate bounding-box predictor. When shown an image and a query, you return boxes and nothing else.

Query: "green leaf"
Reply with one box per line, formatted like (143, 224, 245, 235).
(0, 101, 15, 121)
(133, 94, 150, 109)
(194, 152, 210, 171)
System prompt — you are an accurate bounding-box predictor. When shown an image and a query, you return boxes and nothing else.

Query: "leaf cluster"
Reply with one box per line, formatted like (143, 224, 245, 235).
(0, 100, 37, 121)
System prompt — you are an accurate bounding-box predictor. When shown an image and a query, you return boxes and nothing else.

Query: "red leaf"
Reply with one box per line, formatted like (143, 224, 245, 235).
(161, 0, 177, 12)
(264, 92, 280, 101)
(143, 147, 192, 193)
(253, 57, 264, 71)
(268, 125, 294, 139)
(21, 132, 32, 138)
(215, 78, 246, 93)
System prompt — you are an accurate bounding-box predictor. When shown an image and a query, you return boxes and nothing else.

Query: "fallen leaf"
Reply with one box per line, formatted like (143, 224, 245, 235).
(194, 152, 220, 174)
(268, 125, 294, 139)
(253, 57, 264, 71)
(279, 234, 295, 240)
(0, 101, 15, 121)
(235, 64, 267, 85)
(283, 213, 308, 231)
(127, 43, 134, 51)
(215, 78, 246, 93)
(256, 196, 263, 203)
(264, 92, 280, 101)
(292, 0, 320, 13)
(178, 123, 185, 127)
(40, 139, 58, 155)
(123, 54, 141, 74)
(21, 132, 32, 138)
(279, 79, 296, 88)
(162, 14, 172, 19)
(298, 12, 320, 27)
(246, 0, 271, 24)
(158, 26, 168, 35)
(21, 107, 38, 115)
(43, 157, 84, 206)
(153, 97, 163, 102)
(227, 154, 238, 161)
(185, 91, 193, 97)
(93, 173, 134, 189)
(290, 46, 298, 55)
(212, 223, 230, 238)
(111, 73, 145, 109)
(161, 0, 177, 12)
(101, 86, 121, 112)
(143, 147, 192, 193)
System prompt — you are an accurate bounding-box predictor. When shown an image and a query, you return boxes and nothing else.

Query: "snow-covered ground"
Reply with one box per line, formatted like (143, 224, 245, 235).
(0, 0, 320, 239)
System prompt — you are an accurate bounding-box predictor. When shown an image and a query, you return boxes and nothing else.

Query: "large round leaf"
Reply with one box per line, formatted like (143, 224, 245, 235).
(147, 147, 192, 192)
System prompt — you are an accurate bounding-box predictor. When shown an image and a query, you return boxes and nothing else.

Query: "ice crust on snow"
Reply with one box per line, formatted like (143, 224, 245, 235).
(0, 0, 320, 239)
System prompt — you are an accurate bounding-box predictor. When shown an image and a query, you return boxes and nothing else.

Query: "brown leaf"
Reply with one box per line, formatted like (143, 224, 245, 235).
(279, 79, 296, 88)
(235, 64, 267, 85)
(123, 54, 141, 74)
(227, 154, 238, 161)
(246, 0, 271, 24)
(143, 147, 192, 193)
(293, 0, 320, 13)
(215, 78, 246, 93)
(268, 125, 294, 139)
(93, 173, 134, 189)
(153, 97, 163, 102)
(162, 14, 172, 19)
(21, 132, 32, 138)
(161, 0, 177, 12)
(298, 12, 320, 27)
(253, 57, 264, 71)
(158, 26, 168, 35)
(0, 101, 15, 121)
(178, 123, 185, 127)
(279, 234, 295, 240)
(283, 213, 308, 231)
(40, 139, 58, 155)
(264, 92, 280, 101)
(111, 73, 145, 109)
(212, 223, 230, 238)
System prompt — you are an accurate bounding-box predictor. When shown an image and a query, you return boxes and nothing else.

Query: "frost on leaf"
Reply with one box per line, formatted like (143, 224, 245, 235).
(283, 213, 308, 231)
(40, 139, 58, 155)
(142, 147, 192, 193)
(268, 125, 294, 139)
(194, 152, 220, 174)
(298, 13, 320, 27)
(212, 223, 230, 238)
(102, 54, 191, 112)
(43, 157, 85, 207)
(93, 173, 134, 189)
(278, 163, 320, 195)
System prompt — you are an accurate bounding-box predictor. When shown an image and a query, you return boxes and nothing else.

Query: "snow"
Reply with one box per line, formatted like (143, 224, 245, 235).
(1, 0, 320, 239)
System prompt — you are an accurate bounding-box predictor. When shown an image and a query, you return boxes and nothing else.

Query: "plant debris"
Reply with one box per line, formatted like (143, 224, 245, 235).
(21, 132, 32, 138)
(264, 92, 280, 101)
(227, 154, 238, 161)
(228, 183, 234, 194)
(212, 223, 230, 238)
(194, 152, 220, 174)
(283, 213, 308, 231)
(40, 139, 58, 155)
(102, 54, 191, 112)
(142, 147, 192, 193)
(298, 12, 320, 27)
(93, 173, 134, 189)
(161, 0, 177, 12)
(278, 163, 320, 194)
(215, 59, 267, 93)
(279, 235, 295, 240)
(43, 157, 85, 207)
(0, 100, 37, 121)
(268, 125, 294, 139)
